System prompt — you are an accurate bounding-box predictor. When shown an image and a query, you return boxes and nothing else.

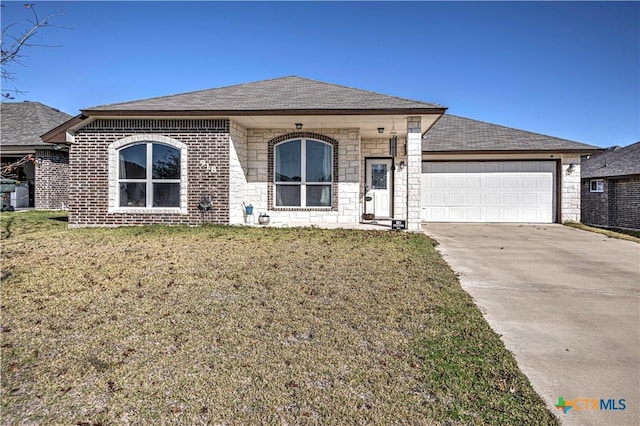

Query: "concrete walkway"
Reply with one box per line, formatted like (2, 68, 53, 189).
(423, 224, 639, 426)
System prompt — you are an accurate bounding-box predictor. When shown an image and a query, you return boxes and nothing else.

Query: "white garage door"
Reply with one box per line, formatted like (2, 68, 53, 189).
(421, 161, 555, 223)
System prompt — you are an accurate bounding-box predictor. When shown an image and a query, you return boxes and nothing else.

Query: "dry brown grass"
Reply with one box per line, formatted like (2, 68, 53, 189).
(1, 211, 558, 425)
(564, 221, 640, 243)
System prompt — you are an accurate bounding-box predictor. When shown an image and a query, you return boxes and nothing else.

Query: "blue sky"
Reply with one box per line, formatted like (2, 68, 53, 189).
(1, 1, 638, 148)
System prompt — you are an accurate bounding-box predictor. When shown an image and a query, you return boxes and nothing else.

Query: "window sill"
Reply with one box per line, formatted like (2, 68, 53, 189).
(108, 207, 187, 215)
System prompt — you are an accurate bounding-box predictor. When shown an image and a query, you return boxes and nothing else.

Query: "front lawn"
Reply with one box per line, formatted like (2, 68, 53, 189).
(1, 211, 558, 424)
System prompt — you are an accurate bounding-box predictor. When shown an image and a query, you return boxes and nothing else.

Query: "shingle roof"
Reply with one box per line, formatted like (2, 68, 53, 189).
(85, 76, 443, 113)
(1, 101, 72, 147)
(423, 114, 600, 152)
(581, 141, 640, 178)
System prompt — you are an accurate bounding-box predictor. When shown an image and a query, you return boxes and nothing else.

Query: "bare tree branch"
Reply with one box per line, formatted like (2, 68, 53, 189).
(1, 4, 66, 97)
(1, 154, 38, 180)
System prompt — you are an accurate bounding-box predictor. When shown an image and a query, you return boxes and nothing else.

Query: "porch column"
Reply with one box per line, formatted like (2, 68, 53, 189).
(406, 117, 422, 231)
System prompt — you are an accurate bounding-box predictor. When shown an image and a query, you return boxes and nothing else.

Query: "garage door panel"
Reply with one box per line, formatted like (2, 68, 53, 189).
(485, 209, 500, 221)
(503, 193, 519, 204)
(486, 177, 500, 188)
(450, 177, 464, 188)
(449, 193, 464, 204)
(466, 176, 481, 188)
(467, 193, 482, 204)
(466, 208, 482, 221)
(486, 193, 500, 205)
(522, 193, 537, 205)
(503, 209, 519, 221)
(522, 177, 538, 188)
(449, 208, 465, 221)
(421, 161, 555, 223)
(429, 193, 445, 205)
(503, 177, 518, 188)
(521, 209, 539, 221)
(430, 177, 446, 189)
(428, 207, 447, 220)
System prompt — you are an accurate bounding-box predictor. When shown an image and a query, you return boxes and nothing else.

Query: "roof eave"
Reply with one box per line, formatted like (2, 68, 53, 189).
(41, 114, 87, 144)
(582, 172, 640, 179)
(422, 148, 604, 155)
(81, 107, 447, 117)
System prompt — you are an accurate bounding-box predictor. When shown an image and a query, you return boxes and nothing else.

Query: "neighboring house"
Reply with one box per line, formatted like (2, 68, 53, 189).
(1, 101, 72, 209)
(42, 76, 599, 229)
(580, 141, 640, 230)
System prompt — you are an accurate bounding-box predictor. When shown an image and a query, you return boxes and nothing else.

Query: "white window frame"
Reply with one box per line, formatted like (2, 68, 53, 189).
(108, 135, 188, 214)
(273, 138, 333, 208)
(590, 179, 604, 193)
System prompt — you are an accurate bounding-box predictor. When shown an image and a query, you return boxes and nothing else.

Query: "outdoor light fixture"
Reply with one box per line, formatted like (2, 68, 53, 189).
(295, 123, 303, 130)
(566, 163, 576, 175)
(36, 157, 43, 167)
(377, 127, 384, 134)
(399, 161, 405, 170)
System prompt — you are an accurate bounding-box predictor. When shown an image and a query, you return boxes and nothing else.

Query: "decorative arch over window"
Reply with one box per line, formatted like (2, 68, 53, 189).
(268, 132, 338, 210)
(108, 135, 188, 214)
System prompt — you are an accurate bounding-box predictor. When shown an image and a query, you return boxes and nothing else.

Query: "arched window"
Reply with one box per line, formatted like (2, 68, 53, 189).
(118, 142, 181, 208)
(274, 138, 333, 207)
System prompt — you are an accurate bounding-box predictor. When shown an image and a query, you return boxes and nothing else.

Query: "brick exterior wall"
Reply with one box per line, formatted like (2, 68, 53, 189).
(69, 119, 230, 227)
(581, 176, 640, 230)
(34, 148, 69, 210)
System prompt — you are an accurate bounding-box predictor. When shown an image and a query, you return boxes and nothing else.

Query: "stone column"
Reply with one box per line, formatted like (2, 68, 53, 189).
(406, 117, 422, 231)
(561, 156, 581, 222)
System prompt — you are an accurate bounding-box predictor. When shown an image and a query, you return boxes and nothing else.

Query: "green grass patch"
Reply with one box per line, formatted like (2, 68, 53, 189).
(564, 221, 640, 243)
(1, 211, 558, 424)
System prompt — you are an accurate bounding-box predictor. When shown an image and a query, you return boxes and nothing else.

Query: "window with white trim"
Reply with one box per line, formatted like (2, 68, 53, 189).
(590, 179, 604, 193)
(118, 142, 181, 208)
(274, 138, 333, 207)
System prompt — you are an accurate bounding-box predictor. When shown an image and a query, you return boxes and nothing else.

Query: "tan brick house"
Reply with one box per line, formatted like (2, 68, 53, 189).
(43, 76, 600, 229)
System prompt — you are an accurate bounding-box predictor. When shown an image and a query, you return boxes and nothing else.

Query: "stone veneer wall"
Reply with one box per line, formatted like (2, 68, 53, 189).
(561, 156, 581, 222)
(236, 128, 360, 226)
(229, 121, 248, 224)
(69, 119, 230, 227)
(406, 117, 423, 231)
(34, 148, 69, 210)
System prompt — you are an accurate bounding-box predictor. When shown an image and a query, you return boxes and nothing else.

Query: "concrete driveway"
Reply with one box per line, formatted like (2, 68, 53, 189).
(423, 224, 639, 426)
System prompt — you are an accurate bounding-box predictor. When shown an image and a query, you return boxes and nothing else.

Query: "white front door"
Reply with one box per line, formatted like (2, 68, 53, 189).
(365, 158, 393, 219)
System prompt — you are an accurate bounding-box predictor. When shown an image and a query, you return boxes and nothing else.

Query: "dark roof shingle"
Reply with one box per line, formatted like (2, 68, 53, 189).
(581, 141, 640, 178)
(423, 114, 600, 152)
(1, 101, 72, 147)
(85, 76, 443, 112)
